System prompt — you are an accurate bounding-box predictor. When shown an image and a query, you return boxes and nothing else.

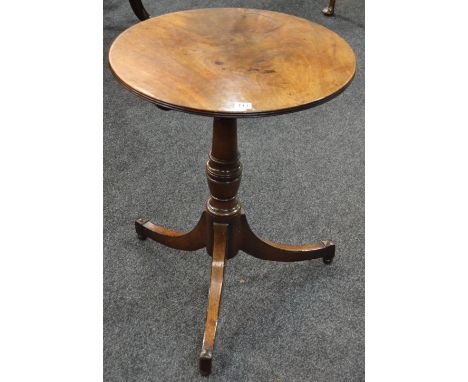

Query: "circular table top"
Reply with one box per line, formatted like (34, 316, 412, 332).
(109, 8, 356, 118)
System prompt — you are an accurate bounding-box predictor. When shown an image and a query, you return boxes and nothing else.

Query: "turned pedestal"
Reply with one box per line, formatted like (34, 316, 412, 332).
(109, 7, 356, 375)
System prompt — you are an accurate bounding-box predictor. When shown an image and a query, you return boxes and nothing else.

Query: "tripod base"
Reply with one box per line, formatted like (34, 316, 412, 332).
(135, 207, 335, 375)
(134, 116, 335, 375)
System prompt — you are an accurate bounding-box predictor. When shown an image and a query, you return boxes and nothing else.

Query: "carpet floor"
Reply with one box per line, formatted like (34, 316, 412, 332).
(104, 0, 364, 380)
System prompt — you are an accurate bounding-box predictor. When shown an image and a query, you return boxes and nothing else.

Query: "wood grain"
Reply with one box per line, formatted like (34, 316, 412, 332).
(109, 8, 356, 117)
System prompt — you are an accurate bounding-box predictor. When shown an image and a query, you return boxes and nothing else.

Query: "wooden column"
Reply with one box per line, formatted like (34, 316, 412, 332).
(206, 118, 242, 218)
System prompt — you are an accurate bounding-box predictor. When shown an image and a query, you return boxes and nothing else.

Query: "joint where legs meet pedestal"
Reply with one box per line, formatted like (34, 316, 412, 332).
(133, 117, 335, 375)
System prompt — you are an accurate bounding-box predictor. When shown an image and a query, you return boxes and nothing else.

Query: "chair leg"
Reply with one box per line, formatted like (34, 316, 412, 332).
(322, 0, 336, 16)
(199, 223, 228, 376)
(129, 0, 150, 21)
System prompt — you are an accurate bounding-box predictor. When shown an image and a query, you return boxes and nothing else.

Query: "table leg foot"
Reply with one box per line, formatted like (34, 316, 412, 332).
(239, 213, 335, 262)
(199, 223, 227, 376)
(322, 239, 335, 264)
(134, 212, 207, 251)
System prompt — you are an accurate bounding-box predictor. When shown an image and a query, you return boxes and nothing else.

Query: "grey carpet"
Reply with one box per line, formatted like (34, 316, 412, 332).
(104, 0, 364, 380)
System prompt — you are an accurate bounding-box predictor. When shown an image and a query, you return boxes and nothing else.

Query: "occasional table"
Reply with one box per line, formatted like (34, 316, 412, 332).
(109, 8, 355, 376)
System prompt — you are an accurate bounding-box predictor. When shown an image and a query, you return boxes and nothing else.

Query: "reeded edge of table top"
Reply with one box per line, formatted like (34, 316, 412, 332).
(110, 64, 355, 118)
(109, 8, 356, 119)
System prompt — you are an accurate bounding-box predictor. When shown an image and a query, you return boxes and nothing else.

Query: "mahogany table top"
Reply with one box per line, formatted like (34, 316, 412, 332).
(109, 8, 356, 117)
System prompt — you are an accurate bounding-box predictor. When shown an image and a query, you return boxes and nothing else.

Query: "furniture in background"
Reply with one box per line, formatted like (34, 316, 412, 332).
(322, 0, 336, 16)
(129, 0, 149, 21)
(129, 0, 338, 21)
(109, 7, 355, 376)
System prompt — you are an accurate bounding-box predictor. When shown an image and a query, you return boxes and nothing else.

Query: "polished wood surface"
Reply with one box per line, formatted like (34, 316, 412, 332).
(109, 8, 355, 117)
(135, 213, 207, 250)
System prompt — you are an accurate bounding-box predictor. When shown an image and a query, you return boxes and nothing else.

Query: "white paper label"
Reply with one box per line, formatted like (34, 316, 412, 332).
(232, 102, 253, 111)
